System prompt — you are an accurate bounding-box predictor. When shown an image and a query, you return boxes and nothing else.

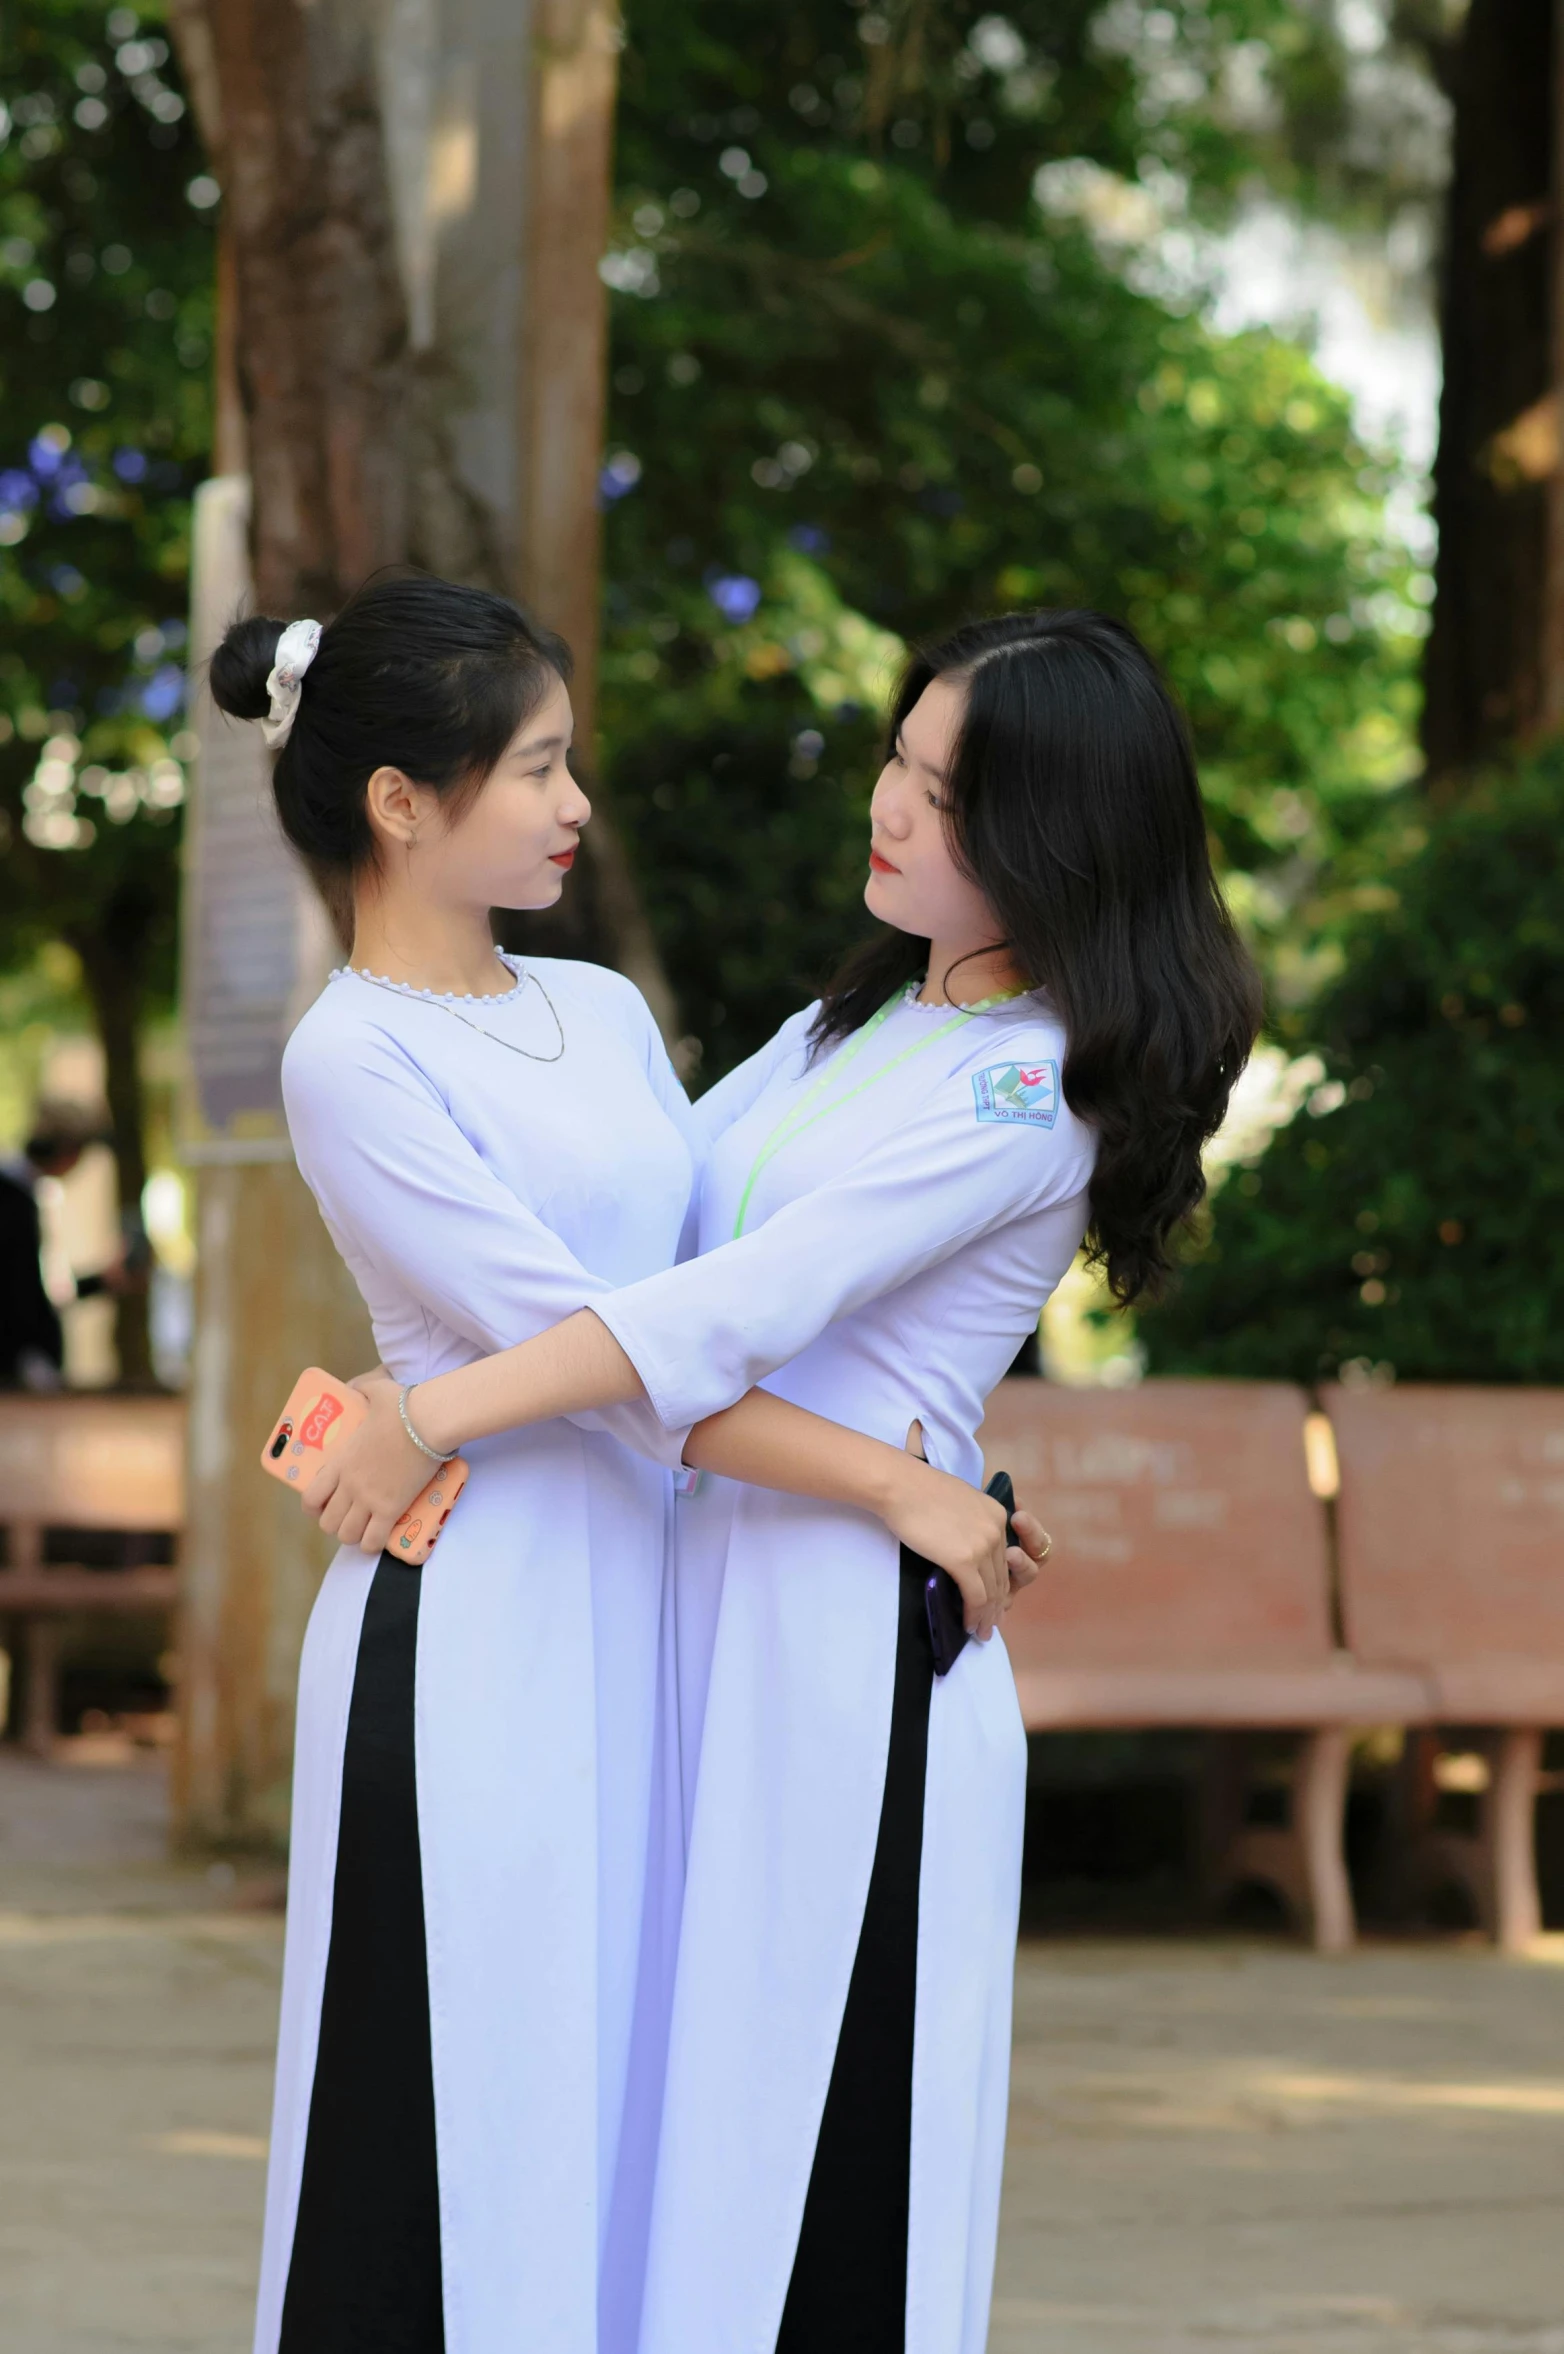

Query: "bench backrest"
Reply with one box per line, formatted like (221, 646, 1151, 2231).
(1330, 1384, 1564, 1666)
(979, 1377, 1332, 1669)
(0, 1395, 185, 1530)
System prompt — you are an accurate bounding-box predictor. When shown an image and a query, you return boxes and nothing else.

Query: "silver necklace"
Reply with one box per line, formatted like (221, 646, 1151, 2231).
(348, 963, 566, 1063)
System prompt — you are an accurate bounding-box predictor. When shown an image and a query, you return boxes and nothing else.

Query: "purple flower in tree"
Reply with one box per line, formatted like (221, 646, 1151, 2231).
(47, 457, 90, 520)
(599, 450, 643, 503)
(707, 573, 762, 623)
(140, 663, 185, 721)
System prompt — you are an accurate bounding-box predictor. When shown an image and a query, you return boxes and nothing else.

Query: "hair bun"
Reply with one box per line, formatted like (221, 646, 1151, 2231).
(209, 614, 286, 722)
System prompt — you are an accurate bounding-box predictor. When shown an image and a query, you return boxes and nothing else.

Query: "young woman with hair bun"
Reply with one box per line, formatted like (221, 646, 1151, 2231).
(213, 574, 1032, 2354)
(303, 605, 1262, 2354)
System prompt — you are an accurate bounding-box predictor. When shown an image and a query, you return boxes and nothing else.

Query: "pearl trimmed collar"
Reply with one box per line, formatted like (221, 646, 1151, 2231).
(331, 952, 527, 1006)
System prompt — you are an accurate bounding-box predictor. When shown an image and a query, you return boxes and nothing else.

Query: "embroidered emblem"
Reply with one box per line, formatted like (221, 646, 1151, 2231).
(973, 1060, 1059, 1128)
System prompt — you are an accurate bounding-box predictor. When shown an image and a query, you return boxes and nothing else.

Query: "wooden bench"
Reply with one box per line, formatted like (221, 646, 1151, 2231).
(0, 1394, 183, 1754)
(980, 1378, 1433, 1950)
(1329, 1383, 1564, 1950)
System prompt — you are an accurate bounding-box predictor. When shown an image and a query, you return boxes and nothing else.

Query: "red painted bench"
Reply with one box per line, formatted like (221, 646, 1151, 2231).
(0, 1394, 182, 1753)
(1329, 1383, 1564, 1949)
(980, 1378, 1432, 1949)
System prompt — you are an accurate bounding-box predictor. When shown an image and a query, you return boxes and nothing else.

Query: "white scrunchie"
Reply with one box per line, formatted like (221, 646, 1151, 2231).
(261, 617, 322, 749)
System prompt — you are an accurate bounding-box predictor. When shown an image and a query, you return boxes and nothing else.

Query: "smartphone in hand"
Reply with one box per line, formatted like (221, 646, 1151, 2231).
(923, 1470, 1017, 1678)
(260, 1366, 468, 1564)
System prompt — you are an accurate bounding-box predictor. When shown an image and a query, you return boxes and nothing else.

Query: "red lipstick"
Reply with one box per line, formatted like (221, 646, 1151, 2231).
(869, 850, 899, 874)
(549, 849, 577, 869)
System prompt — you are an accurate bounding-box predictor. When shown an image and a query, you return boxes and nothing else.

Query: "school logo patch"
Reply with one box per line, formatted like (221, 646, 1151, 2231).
(972, 1060, 1059, 1128)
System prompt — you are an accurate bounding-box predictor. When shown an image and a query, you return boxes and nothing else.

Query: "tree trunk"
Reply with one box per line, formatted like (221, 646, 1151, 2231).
(173, 0, 677, 1028)
(167, 0, 677, 1846)
(1423, 0, 1556, 781)
(191, 0, 411, 612)
(1543, 0, 1564, 726)
(163, 2, 406, 1841)
(495, 0, 679, 1038)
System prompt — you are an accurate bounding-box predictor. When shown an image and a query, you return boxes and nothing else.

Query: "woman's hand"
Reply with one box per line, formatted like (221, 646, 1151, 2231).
(878, 1454, 1046, 1644)
(1006, 1510, 1050, 1600)
(301, 1372, 434, 1555)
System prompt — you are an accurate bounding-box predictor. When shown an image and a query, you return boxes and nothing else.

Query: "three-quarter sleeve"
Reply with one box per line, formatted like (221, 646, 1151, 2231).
(282, 1016, 689, 1468)
(592, 1043, 1095, 1430)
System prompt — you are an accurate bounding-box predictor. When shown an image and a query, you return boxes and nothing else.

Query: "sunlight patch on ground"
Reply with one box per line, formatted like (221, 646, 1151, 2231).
(143, 2130, 268, 2162)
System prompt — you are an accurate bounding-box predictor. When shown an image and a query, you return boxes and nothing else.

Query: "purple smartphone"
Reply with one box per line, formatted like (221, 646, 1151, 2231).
(924, 1470, 1017, 1677)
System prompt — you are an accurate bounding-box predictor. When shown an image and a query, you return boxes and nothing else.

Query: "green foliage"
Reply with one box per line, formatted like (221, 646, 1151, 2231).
(0, 0, 1435, 1100)
(0, 0, 212, 1013)
(1144, 748, 1564, 1384)
(600, 0, 1424, 1075)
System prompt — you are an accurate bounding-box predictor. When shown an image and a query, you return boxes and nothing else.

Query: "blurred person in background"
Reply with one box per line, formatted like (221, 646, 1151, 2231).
(0, 1099, 126, 1389)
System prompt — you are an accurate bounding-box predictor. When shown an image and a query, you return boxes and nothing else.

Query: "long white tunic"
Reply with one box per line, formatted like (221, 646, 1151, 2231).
(254, 955, 695, 2354)
(594, 989, 1096, 2354)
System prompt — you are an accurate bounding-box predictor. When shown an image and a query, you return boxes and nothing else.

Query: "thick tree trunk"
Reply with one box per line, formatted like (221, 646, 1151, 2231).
(173, 0, 676, 1027)
(167, 0, 678, 1845)
(192, 0, 411, 611)
(1543, 0, 1564, 726)
(1423, 0, 1555, 780)
(496, 0, 679, 1037)
(164, 2, 403, 1842)
(519, 0, 619, 736)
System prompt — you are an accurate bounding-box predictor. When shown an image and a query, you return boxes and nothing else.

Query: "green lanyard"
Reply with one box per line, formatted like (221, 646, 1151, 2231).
(731, 983, 1019, 1236)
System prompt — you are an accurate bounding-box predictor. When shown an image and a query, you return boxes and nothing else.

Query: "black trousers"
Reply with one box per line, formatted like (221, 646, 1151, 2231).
(775, 1547, 937, 2354)
(280, 1553, 445, 2354)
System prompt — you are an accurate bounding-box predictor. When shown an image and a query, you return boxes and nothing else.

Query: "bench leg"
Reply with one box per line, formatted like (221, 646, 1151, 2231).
(21, 1619, 59, 1759)
(1374, 1729, 1437, 1920)
(1295, 1727, 1355, 1954)
(1490, 1728, 1543, 1953)
(1196, 1732, 1250, 1901)
(1202, 1729, 1355, 1951)
(1392, 1728, 1542, 1946)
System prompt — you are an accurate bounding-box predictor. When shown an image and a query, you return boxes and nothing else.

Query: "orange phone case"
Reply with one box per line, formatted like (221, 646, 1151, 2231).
(260, 1366, 468, 1565)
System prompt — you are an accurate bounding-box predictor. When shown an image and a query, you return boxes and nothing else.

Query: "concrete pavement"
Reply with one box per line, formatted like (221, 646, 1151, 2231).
(3, 1751, 1563, 2353)
(993, 1938, 1564, 2353)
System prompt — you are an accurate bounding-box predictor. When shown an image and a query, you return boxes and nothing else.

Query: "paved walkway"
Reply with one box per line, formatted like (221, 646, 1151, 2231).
(3, 1752, 1564, 2352)
(993, 1941, 1564, 2353)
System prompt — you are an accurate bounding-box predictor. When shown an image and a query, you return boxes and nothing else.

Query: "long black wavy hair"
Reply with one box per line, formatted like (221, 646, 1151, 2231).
(811, 609, 1262, 1306)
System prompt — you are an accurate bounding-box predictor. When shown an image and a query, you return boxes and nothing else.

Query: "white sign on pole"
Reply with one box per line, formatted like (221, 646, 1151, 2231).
(180, 474, 319, 1163)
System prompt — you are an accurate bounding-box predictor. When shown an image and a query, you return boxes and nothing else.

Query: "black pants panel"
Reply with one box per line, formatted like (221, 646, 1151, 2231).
(776, 1549, 935, 2354)
(280, 1553, 444, 2354)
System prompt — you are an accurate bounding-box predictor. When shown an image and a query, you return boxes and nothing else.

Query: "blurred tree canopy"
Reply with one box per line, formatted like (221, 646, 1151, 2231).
(0, 0, 213, 1378)
(597, 0, 1430, 1077)
(1145, 745, 1564, 1383)
(1141, 0, 1564, 1387)
(1, 2, 1439, 1093)
(4, 0, 1471, 1377)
